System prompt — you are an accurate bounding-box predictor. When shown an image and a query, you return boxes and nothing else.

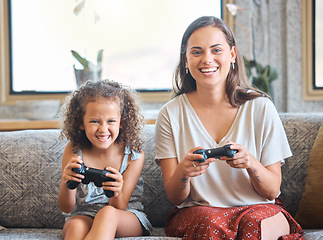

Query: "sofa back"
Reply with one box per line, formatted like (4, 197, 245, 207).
(0, 129, 66, 228)
(0, 113, 322, 228)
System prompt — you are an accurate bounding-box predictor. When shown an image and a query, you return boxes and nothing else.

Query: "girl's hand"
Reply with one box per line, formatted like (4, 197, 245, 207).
(179, 147, 216, 178)
(219, 141, 256, 169)
(102, 167, 123, 198)
(61, 156, 84, 185)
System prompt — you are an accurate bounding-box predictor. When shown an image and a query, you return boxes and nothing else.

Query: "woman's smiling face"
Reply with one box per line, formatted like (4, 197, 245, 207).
(185, 26, 236, 91)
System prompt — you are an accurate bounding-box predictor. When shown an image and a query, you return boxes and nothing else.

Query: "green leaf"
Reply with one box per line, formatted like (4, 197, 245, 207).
(97, 49, 104, 63)
(261, 66, 270, 77)
(252, 75, 269, 93)
(268, 66, 279, 83)
(255, 62, 264, 74)
(71, 50, 89, 69)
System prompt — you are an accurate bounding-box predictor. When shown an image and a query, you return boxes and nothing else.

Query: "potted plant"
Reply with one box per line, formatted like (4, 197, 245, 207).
(243, 57, 278, 96)
(71, 49, 103, 88)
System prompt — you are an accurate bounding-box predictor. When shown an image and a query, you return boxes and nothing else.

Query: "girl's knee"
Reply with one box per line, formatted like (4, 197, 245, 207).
(63, 215, 93, 240)
(68, 215, 92, 227)
(95, 205, 118, 219)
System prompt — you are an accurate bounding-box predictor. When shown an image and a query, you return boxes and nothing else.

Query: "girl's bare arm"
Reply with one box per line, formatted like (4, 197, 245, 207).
(107, 152, 145, 210)
(57, 142, 81, 213)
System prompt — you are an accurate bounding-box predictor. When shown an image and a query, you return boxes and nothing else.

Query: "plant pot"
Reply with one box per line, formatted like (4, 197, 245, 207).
(74, 68, 102, 88)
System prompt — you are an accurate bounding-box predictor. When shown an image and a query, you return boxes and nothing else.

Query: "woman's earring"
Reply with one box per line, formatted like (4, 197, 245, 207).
(186, 68, 188, 74)
(232, 62, 235, 70)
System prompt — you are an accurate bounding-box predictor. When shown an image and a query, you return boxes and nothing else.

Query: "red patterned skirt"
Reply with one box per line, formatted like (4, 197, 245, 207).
(165, 199, 303, 240)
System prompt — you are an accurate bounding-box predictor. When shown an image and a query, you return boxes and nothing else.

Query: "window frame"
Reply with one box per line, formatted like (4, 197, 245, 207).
(302, 0, 323, 100)
(0, 0, 233, 104)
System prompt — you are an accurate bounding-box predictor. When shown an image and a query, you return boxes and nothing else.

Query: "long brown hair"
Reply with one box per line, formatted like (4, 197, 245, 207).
(173, 16, 267, 107)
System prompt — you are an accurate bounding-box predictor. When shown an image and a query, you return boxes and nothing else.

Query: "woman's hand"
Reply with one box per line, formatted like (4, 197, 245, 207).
(219, 141, 282, 200)
(61, 156, 84, 185)
(180, 147, 217, 177)
(103, 167, 123, 198)
(219, 142, 257, 169)
(159, 147, 216, 206)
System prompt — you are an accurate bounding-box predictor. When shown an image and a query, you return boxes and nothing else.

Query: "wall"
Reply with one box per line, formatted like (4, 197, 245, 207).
(234, 0, 323, 112)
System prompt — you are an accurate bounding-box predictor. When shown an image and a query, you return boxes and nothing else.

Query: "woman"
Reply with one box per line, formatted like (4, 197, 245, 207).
(155, 16, 303, 239)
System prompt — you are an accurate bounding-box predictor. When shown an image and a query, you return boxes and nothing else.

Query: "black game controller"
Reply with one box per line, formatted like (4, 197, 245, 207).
(193, 144, 238, 163)
(67, 162, 115, 198)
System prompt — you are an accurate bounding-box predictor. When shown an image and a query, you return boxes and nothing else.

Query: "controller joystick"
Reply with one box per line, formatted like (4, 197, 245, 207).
(193, 144, 238, 163)
(67, 162, 115, 198)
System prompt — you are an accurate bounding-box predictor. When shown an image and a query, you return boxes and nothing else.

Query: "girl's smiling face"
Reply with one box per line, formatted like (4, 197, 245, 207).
(81, 99, 121, 150)
(185, 26, 236, 91)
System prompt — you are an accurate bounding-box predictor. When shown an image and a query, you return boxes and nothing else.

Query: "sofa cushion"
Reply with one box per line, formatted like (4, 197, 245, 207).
(295, 118, 323, 228)
(0, 130, 67, 228)
(279, 113, 323, 217)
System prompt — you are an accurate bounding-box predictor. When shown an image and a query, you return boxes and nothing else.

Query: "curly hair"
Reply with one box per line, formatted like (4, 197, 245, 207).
(173, 16, 268, 107)
(60, 79, 144, 153)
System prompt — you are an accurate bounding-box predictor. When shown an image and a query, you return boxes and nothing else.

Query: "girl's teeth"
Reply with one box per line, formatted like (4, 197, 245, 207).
(97, 136, 110, 140)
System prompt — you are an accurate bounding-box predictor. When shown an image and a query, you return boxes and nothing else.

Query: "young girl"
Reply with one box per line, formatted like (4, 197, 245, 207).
(57, 79, 152, 240)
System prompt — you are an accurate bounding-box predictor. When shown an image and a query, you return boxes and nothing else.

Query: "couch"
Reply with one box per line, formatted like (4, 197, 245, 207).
(0, 113, 322, 240)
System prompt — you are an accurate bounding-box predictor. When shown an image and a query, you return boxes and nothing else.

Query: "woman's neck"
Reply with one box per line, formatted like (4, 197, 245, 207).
(188, 86, 230, 108)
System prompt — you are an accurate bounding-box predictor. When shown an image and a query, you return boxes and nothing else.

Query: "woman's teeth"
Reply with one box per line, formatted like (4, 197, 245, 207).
(200, 67, 218, 73)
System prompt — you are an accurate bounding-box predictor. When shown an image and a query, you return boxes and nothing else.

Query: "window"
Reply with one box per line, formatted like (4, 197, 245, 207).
(0, 0, 232, 104)
(302, 0, 323, 100)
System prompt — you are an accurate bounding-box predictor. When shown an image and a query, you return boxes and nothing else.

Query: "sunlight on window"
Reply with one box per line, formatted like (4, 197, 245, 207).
(10, 0, 221, 93)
